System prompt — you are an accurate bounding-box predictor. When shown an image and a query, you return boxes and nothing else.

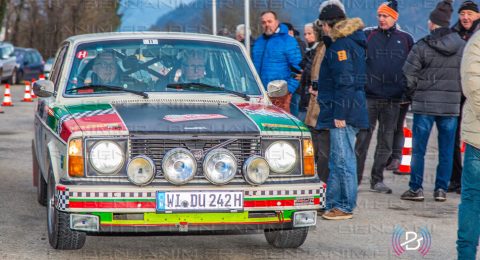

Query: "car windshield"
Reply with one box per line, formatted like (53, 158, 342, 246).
(64, 39, 261, 96)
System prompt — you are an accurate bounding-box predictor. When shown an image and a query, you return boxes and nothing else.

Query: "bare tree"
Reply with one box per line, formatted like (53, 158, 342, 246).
(5, 0, 121, 58)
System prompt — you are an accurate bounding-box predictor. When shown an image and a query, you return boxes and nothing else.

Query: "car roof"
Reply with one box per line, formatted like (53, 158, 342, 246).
(14, 47, 39, 52)
(65, 32, 241, 46)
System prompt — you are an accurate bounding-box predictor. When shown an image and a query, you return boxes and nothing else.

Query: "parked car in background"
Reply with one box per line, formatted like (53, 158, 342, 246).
(13, 47, 44, 84)
(0, 42, 18, 84)
(44, 57, 54, 79)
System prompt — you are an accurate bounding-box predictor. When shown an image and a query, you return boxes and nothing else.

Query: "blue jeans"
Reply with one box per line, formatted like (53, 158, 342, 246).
(457, 144, 480, 260)
(327, 125, 359, 213)
(290, 92, 301, 117)
(409, 114, 457, 191)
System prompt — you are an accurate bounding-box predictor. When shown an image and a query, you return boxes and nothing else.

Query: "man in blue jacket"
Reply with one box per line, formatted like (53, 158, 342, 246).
(355, 0, 414, 193)
(252, 11, 302, 113)
(315, 1, 369, 220)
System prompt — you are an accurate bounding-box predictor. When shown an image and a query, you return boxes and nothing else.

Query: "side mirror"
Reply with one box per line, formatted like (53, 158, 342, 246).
(33, 80, 54, 97)
(267, 80, 288, 98)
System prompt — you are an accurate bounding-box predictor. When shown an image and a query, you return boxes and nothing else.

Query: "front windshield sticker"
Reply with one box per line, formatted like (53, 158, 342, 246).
(163, 114, 228, 123)
(143, 39, 158, 45)
(76, 50, 88, 59)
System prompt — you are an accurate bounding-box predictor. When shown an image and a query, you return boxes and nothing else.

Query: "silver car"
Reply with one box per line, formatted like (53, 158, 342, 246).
(0, 42, 18, 83)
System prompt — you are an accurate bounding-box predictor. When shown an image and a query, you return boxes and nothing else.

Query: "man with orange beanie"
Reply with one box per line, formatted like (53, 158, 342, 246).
(356, 0, 414, 193)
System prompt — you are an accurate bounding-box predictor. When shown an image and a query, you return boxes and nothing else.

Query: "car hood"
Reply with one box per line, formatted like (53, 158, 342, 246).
(57, 101, 308, 141)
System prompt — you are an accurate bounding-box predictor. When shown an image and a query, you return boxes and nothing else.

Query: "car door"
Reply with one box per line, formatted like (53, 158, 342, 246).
(35, 44, 68, 176)
(32, 51, 45, 78)
(23, 52, 35, 80)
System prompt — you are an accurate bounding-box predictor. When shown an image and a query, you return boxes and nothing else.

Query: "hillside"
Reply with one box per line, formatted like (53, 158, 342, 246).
(149, 0, 466, 40)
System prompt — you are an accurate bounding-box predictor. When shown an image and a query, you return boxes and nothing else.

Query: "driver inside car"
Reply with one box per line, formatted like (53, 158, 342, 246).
(175, 51, 220, 86)
(85, 51, 122, 86)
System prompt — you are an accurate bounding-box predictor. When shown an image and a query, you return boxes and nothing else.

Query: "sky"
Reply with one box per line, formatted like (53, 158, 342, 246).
(118, 0, 195, 31)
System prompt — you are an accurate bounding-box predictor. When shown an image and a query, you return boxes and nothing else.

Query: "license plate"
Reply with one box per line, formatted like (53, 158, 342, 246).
(156, 191, 243, 212)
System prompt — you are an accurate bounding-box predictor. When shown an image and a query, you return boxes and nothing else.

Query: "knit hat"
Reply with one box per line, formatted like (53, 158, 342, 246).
(377, 1, 399, 20)
(458, 0, 479, 13)
(318, 0, 346, 22)
(429, 0, 453, 27)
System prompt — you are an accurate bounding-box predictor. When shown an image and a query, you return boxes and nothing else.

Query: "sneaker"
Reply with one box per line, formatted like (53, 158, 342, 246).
(386, 159, 401, 171)
(400, 189, 424, 201)
(322, 208, 353, 220)
(434, 189, 447, 201)
(447, 182, 461, 193)
(370, 182, 393, 194)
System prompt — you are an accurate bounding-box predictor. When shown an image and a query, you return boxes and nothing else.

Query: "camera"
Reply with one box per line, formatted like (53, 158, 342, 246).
(312, 81, 318, 91)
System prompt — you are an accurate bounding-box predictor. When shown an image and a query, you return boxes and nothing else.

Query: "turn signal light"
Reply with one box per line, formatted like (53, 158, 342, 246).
(68, 138, 84, 177)
(303, 139, 315, 176)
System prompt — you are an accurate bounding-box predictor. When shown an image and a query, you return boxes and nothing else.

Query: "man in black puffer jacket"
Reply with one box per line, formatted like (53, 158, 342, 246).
(355, 0, 414, 193)
(401, 0, 465, 202)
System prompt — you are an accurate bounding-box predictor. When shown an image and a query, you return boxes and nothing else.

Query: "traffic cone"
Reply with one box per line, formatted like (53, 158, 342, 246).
(2, 84, 13, 106)
(30, 78, 36, 98)
(22, 81, 33, 102)
(39, 74, 45, 80)
(394, 126, 412, 175)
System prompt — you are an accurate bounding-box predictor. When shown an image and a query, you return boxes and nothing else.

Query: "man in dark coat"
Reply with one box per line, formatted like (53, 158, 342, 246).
(315, 0, 369, 220)
(355, 0, 414, 193)
(401, 0, 465, 202)
(448, 0, 480, 194)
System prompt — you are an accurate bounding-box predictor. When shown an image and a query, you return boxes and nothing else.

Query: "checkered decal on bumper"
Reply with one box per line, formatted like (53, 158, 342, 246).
(244, 188, 320, 197)
(68, 191, 155, 198)
(319, 186, 326, 209)
(55, 189, 69, 211)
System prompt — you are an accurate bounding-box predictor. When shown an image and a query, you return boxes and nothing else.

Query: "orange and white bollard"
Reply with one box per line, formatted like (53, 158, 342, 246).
(39, 74, 45, 80)
(30, 78, 37, 98)
(394, 126, 412, 175)
(2, 84, 14, 106)
(22, 81, 33, 102)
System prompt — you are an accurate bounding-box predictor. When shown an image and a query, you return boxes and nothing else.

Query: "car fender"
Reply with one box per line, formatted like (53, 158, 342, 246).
(46, 139, 64, 184)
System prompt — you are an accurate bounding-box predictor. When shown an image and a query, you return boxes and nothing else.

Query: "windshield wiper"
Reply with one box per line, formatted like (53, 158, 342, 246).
(167, 82, 250, 101)
(67, 84, 149, 99)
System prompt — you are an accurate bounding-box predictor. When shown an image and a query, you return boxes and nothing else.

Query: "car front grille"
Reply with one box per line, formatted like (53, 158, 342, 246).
(129, 137, 262, 178)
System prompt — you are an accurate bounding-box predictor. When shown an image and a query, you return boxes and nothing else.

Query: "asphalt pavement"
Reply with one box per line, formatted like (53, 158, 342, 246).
(0, 84, 462, 259)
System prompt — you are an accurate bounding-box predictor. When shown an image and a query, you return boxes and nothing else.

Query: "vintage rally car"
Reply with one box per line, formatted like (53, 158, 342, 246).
(32, 32, 326, 250)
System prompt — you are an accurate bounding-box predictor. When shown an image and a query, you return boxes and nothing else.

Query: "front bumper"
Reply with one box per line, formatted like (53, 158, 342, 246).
(56, 183, 325, 233)
(55, 183, 326, 213)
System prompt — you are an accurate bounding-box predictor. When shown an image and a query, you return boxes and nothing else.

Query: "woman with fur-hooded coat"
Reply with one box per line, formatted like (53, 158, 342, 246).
(315, 0, 369, 220)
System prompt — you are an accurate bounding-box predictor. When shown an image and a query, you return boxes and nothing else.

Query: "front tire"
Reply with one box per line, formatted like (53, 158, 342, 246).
(14, 70, 23, 85)
(47, 169, 86, 249)
(264, 227, 309, 248)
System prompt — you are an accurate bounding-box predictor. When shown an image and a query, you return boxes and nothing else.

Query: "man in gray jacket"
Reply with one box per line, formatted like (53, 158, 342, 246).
(401, 0, 465, 202)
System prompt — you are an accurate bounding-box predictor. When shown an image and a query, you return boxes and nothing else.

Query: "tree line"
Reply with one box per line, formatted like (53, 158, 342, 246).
(2, 0, 121, 58)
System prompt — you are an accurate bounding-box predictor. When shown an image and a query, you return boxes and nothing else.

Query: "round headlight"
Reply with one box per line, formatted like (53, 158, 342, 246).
(89, 141, 124, 175)
(243, 156, 270, 185)
(127, 156, 156, 186)
(162, 148, 196, 185)
(203, 149, 237, 185)
(265, 141, 297, 174)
